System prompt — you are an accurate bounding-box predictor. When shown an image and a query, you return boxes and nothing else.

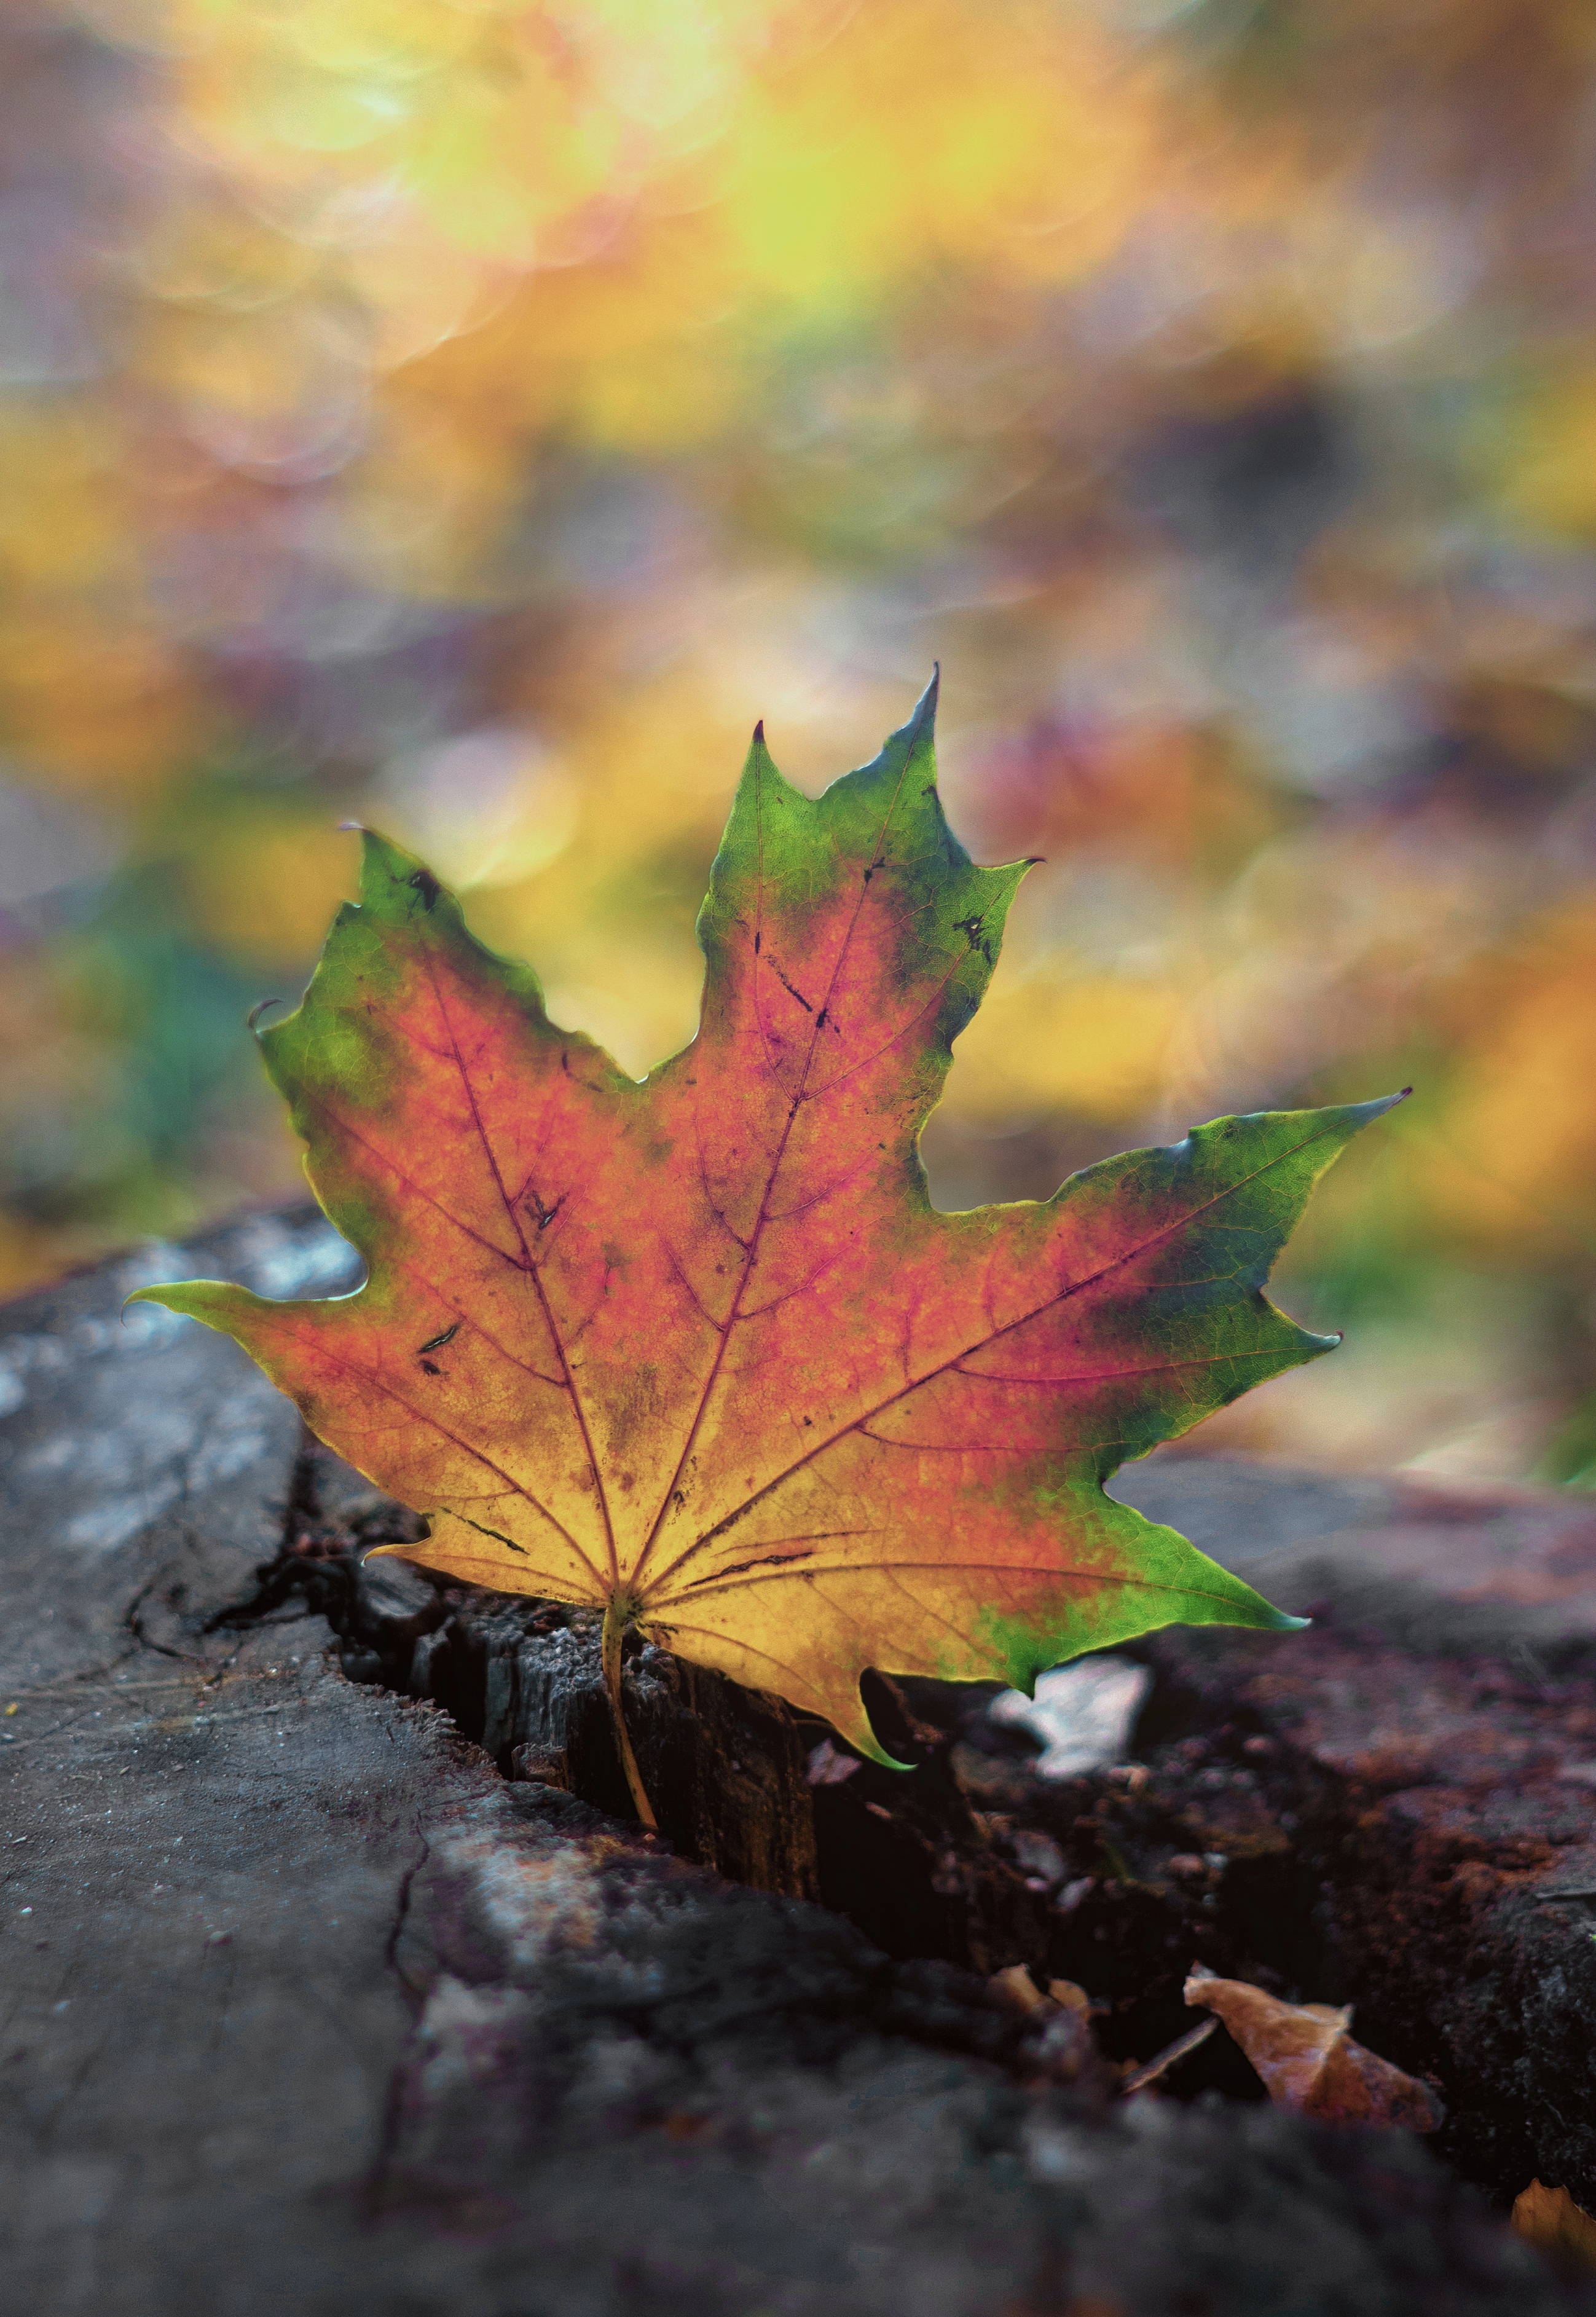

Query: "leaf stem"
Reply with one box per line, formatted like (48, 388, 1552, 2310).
(600, 1597, 658, 1831)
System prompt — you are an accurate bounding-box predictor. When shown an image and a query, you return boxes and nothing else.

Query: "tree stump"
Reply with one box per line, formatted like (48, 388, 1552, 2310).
(3, 1205, 1593, 2315)
(256, 1431, 1069, 1975)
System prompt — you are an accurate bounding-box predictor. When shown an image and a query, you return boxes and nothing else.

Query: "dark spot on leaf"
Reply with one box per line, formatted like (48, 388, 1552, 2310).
(952, 911, 996, 966)
(420, 1359, 442, 1377)
(407, 868, 441, 910)
(772, 965, 812, 1013)
(687, 1546, 816, 1588)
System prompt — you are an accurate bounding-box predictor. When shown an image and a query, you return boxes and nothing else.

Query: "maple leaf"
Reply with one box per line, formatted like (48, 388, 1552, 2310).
(133, 677, 1399, 1823)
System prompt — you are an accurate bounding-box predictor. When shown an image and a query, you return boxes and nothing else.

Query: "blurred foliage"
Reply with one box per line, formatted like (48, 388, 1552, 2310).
(2, 0, 1594, 1479)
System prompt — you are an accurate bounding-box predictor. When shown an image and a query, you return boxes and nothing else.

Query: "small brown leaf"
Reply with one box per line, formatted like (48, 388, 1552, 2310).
(1511, 2180, 1596, 2274)
(1183, 1965, 1444, 2130)
(989, 1964, 1048, 2015)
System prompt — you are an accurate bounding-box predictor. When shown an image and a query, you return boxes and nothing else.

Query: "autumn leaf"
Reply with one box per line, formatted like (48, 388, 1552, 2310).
(132, 677, 1397, 1818)
(1511, 2181, 1596, 2275)
(1182, 1965, 1444, 2130)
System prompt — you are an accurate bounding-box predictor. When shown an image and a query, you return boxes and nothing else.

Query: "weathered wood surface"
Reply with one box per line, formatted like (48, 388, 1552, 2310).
(1126, 1457, 1596, 2207)
(1, 1208, 1592, 2315)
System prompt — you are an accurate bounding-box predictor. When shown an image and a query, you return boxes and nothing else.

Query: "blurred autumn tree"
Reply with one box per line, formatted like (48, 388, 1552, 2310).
(2, 0, 1593, 1480)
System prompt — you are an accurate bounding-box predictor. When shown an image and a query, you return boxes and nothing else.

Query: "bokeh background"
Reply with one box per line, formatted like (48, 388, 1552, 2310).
(2, 0, 1594, 1481)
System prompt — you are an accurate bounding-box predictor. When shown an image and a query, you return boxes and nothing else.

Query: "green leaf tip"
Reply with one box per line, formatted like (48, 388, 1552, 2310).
(892, 662, 940, 751)
(355, 825, 447, 915)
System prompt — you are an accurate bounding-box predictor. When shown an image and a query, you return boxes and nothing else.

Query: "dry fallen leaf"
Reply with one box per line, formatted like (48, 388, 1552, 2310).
(987, 1965, 1101, 2087)
(989, 1964, 1050, 2015)
(1183, 1964, 1444, 2130)
(1511, 2180, 1596, 2274)
(133, 682, 1397, 1822)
